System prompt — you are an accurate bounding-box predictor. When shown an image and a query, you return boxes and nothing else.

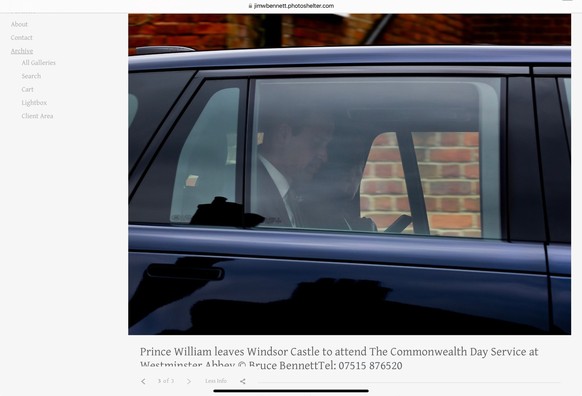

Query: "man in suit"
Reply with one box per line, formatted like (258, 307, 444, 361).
(252, 106, 334, 227)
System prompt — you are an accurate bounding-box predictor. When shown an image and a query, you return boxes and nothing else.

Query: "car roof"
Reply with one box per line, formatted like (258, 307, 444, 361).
(129, 45, 571, 71)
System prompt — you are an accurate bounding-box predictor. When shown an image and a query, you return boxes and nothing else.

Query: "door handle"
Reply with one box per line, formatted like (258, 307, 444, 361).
(146, 264, 224, 281)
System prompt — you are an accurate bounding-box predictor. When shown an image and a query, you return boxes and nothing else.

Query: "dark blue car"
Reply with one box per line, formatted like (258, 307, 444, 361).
(129, 45, 571, 335)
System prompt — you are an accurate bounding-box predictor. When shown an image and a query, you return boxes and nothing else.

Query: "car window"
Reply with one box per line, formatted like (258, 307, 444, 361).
(537, 77, 571, 243)
(562, 78, 571, 112)
(249, 77, 502, 239)
(129, 93, 138, 126)
(129, 71, 194, 172)
(559, 77, 571, 149)
(170, 87, 240, 223)
(129, 79, 245, 225)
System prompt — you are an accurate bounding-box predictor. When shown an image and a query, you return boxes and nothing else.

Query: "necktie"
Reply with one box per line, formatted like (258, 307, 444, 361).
(285, 188, 304, 227)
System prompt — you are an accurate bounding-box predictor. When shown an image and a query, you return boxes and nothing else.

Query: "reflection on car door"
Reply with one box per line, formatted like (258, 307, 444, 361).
(129, 226, 550, 334)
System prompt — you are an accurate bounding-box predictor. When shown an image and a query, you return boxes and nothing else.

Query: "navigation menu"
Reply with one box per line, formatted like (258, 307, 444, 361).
(9, 17, 56, 120)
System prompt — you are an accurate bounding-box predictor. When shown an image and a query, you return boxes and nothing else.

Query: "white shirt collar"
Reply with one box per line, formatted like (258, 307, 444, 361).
(259, 154, 290, 198)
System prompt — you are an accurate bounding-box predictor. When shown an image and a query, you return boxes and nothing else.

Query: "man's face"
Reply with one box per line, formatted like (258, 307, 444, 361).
(285, 113, 334, 183)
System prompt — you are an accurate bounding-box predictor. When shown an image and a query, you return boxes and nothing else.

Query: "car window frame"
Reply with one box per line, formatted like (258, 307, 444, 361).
(128, 70, 196, 175)
(129, 76, 248, 224)
(129, 65, 557, 245)
(244, 68, 514, 241)
(534, 76, 571, 243)
(129, 70, 203, 197)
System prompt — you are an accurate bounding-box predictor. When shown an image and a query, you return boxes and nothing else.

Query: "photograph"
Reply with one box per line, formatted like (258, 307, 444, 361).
(128, 14, 571, 335)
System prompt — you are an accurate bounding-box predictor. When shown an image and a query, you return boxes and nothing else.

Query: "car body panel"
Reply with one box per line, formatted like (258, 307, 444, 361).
(129, 226, 551, 334)
(547, 244, 571, 334)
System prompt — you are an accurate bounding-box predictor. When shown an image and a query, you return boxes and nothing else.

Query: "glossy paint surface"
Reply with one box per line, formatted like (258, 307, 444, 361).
(130, 46, 570, 72)
(129, 226, 551, 335)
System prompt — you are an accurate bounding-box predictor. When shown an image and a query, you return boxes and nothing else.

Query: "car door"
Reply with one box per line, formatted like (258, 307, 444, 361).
(129, 66, 564, 335)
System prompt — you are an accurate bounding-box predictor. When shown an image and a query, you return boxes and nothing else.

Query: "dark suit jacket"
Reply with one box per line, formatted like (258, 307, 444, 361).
(253, 160, 292, 227)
